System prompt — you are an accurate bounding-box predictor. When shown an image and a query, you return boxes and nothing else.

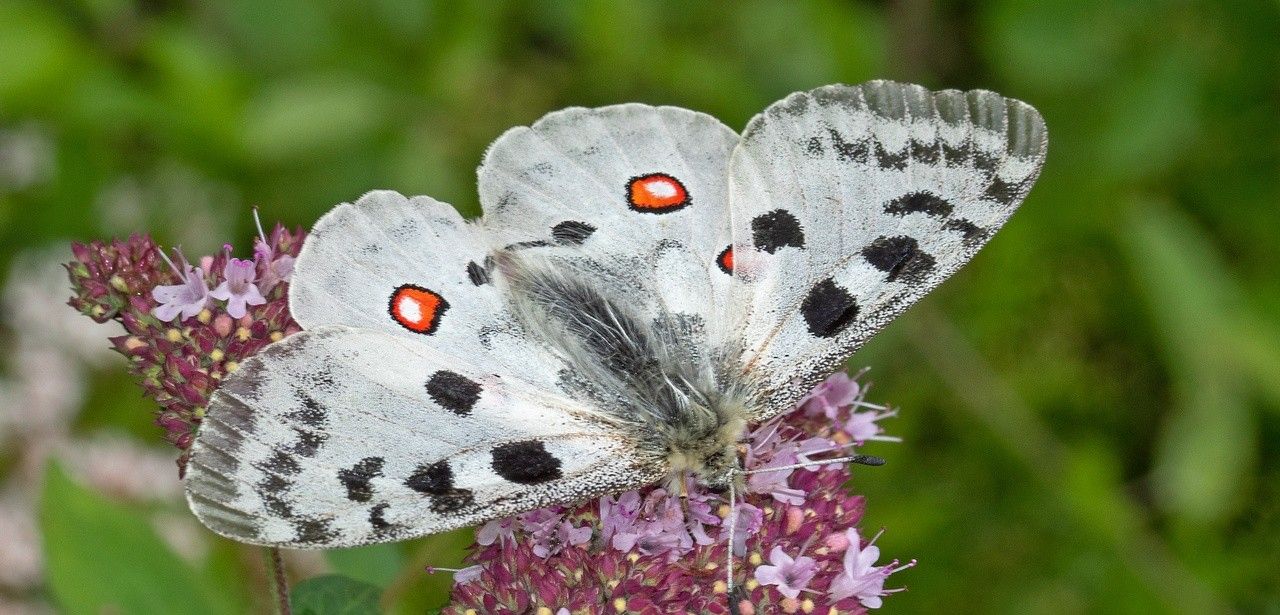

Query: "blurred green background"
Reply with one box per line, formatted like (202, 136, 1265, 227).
(1, 0, 1277, 613)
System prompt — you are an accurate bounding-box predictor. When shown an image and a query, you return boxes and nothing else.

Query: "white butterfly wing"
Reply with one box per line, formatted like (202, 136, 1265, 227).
(189, 191, 662, 547)
(287, 189, 567, 390)
(186, 327, 660, 548)
(730, 81, 1047, 418)
(477, 105, 743, 348)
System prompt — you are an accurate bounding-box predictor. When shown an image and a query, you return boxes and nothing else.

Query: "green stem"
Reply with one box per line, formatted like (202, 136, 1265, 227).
(264, 547, 292, 615)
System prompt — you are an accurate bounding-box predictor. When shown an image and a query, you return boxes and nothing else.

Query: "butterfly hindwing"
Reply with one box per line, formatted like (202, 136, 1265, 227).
(728, 81, 1047, 418)
(185, 326, 660, 548)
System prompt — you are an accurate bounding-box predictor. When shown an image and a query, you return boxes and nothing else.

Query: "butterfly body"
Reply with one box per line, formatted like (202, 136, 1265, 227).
(184, 81, 1046, 548)
(495, 250, 754, 491)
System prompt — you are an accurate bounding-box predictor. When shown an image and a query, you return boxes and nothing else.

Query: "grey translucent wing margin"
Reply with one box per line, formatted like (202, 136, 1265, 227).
(729, 81, 1047, 420)
(184, 326, 663, 548)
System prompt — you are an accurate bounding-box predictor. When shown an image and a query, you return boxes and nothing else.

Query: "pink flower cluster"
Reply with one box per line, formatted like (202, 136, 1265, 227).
(65, 217, 304, 473)
(442, 373, 914, 615)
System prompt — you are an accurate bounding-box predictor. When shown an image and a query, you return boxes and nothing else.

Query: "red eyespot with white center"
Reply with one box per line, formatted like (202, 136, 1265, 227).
(627, 173, 689, 213)
(389, 284, 448, 334)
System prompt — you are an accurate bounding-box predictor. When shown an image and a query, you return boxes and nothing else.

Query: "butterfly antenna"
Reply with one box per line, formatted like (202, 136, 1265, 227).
(744, 454, 885, 475)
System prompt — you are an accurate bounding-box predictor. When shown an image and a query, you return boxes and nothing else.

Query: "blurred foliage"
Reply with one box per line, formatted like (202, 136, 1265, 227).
(2, 0, 1277, 612)
(40, 463, 239, 615)
(291, 575, 383, 615)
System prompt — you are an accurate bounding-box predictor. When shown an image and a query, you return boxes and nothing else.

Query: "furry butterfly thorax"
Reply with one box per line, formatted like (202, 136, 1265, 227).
(184, 80, 1046, 549)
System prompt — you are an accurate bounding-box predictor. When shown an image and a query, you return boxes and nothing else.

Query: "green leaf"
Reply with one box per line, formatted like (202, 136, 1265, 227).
(326, 543, 404, 588)
(40, 462, 235, 615)
(291, 574, 383, 615)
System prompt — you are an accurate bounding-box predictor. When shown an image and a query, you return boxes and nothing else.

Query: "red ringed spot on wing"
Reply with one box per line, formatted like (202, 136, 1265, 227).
(627, 173, 689, 213)
(716, 245, 734, 274)
(389, 284, 448, 334)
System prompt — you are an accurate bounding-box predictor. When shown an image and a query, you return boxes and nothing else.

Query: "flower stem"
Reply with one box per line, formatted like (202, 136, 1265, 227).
(264, 547, 292, 615)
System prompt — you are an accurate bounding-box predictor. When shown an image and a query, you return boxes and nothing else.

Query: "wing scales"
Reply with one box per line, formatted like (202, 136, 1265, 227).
(729, 82, 1046, 418)
(185, 327, 660, 548)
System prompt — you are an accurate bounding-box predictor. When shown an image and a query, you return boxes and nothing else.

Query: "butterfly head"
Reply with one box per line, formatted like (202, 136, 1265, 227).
(662, 401, 749, 492)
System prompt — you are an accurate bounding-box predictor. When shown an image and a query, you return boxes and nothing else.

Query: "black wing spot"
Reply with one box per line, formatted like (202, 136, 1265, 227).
(861, 235, 937, 284)
(942, 218, 988, 246)
(491, 440, 563, 485)
(369, 503, 393, 532)
(551, 221, 596, 245)
(289, 428, 326, 457)
(804, 136, 824, 157)
(288, 391, 327, 427)
(751, 210, 805, 253)
(983, 176, 1023, 205)
(874, 141, 909, 170)
(258, 450, 301, 476)
(800, 279, 860, 338)
(426, 371, 483, 416)
(405, 461, 476, 514)
(827, 128, 867, 162)
(293, 517, 337, 544)
(466, 261, 490, 286)
(884, 191, 953, 218)
(258, 474, 294, 518)
(973, 150, 1000, 174)
(503, 239, 552, 251)
(405, 461, 452, 493)
(910, 139, 940, 165)
(337, 457, 384, 503)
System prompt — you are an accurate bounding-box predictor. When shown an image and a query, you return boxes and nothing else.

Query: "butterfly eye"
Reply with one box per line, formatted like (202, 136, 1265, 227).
(389, 284, 448, 334)
(627, 173, 689, 213)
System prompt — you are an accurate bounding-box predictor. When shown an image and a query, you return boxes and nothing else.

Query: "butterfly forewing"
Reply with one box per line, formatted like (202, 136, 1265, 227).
(287, 190, 569, 392)
(185, 327, 660, 548)
(478, 104, 745, 350)
(728, 82, 1047, 419)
